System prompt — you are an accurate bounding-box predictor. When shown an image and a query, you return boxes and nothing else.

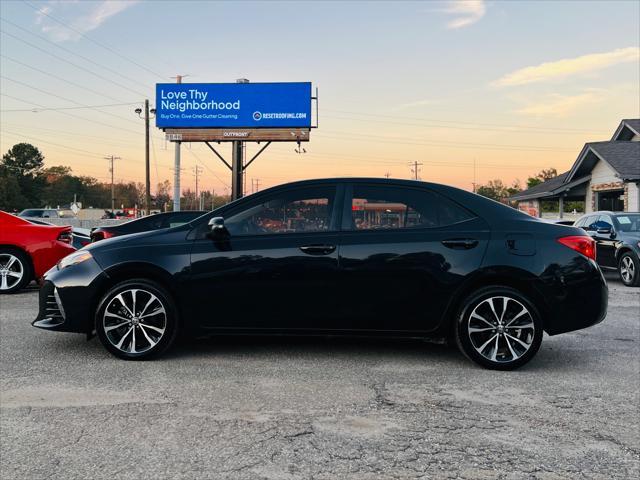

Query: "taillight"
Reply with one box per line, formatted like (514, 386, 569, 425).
(557, 235, 596, 261)
(57, 231, 73, 245)
(91, 231, 114, 242)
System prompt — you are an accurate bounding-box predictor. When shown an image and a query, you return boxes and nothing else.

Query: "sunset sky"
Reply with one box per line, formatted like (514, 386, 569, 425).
(1, 0, 639, 195)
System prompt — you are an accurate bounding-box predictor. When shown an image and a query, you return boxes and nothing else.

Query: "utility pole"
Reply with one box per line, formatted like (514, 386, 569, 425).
(193, 166, 203, 206)
(144, 100, 151, 215)
(104, 155, 121, 214)
(409, 161, 423, 181)
(172, 74, 186, 211)
(135, 101, 155, 215)
(384, 172, 391, 178)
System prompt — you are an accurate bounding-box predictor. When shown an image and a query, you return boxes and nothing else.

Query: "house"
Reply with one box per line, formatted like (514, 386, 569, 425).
(510, 119, 640, 217)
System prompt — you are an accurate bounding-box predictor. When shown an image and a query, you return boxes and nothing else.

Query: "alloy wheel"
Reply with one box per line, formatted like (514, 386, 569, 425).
(620, 256, 635, 284)
(103, 288, 167, 354)
(0, 254, 24, 291)
(467, 296, 535, 364)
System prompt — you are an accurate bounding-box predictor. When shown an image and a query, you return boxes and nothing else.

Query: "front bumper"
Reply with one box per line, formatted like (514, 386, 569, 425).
(32, 257, 108, 334)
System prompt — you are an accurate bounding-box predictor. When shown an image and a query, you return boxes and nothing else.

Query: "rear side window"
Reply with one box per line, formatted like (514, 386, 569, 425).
(349, 185, 474, 231)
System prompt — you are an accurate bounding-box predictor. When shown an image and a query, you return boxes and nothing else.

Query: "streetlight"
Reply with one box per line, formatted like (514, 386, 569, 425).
(135, 101, 156, 215)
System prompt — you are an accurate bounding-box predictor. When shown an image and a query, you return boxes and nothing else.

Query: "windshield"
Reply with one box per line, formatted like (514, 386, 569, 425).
(615, 214, 640, 232)
(19, 209, 43, 217)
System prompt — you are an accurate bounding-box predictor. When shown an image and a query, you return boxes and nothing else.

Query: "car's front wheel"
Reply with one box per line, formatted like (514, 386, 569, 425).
(455, 286, 543, 370)
(95, 279, 179, 360)
(618, 252, 640, 287)
(0, 248, 32, 294)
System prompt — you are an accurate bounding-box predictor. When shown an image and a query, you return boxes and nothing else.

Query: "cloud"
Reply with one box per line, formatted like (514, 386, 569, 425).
(515, 89, 607, 118)
(443, 0, 486, 29)
(35, 0, 139, 42)
(493, 47, 640, 87)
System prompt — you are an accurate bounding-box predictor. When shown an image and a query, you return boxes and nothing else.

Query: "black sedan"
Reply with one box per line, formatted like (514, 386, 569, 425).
(33, 178, 607, 369)
(90, 211, 207, 242)
(574, 211, 640, 287)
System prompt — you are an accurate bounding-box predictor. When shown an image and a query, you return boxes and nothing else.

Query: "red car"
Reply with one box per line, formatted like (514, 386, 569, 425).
(0, 211, 76, 293)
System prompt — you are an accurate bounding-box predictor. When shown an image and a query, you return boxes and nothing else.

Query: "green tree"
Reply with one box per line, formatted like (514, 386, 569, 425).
(527, 168, 558, 189)
(0, 169, 26, 211)
(476, 179, 522, 202)
(1, 143, 46, 207)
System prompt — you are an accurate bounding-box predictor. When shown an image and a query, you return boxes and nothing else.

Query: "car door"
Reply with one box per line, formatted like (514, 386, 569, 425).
(593, 214, 617, 267)
(188, 184, 342, 331)
(334, 182, 490, 333)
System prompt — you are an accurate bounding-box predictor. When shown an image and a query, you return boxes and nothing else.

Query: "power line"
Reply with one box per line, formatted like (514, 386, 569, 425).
(317, 129, 571, 152)
(0, 101, 139, 113)
(0, 28, 150, 98)
(323, 109, 608, 134)
(0, 53, 131, 104)
(21, 1, 164, 79)
(0, 93, 166, 139)
(2, 129, 115, 158)
(314, 132, 575, 153)
(1, 75, 145, 128)
(187, 148, 231, 189)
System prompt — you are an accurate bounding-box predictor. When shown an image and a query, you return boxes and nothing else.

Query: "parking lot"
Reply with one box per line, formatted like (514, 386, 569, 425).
(0, 272, 638, 480)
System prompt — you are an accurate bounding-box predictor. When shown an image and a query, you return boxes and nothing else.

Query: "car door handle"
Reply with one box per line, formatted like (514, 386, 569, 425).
(441, 238, 479, 250)
(299, 244, 336, 255)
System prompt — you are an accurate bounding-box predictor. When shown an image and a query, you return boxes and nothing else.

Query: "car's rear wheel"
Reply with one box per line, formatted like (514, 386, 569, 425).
(95, 279, 179, 360)
(618, 252, 640, 287)
(455, 286, 543, 370)
(0, 248, 32, 294)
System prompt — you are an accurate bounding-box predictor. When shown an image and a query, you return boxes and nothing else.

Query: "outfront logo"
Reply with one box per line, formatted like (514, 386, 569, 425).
(253, 111, 262, 121)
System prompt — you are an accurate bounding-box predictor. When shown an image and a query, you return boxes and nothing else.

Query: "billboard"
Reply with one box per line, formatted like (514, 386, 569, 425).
(155, 82, 312, 129)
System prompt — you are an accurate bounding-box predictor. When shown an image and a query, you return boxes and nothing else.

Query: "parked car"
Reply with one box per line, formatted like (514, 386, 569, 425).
(18, 208, 65, 219)
(26, 219, 91, 250)
(90, 211, 207, 242)
(574, 211, 640, 287)
(32, 179, 607, 369)
(0, 211, 76, 293)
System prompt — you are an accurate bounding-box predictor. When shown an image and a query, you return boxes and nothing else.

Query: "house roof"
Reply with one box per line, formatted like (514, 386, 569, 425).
(566, 141, 640, 182)
(509, 172, 590, 201)
(511, 119, 640, 202)
(612, 119, 640, 141)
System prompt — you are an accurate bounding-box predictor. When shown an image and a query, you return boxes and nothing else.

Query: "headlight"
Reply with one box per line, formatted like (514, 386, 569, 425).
(57, 251, 93, 270)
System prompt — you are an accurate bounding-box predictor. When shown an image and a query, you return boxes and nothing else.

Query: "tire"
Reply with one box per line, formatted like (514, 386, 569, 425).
(618, 252, 640, 287)
(95, 279, 179, 360)
(0, 248, 32, 294)
(454, 286, 543, 370)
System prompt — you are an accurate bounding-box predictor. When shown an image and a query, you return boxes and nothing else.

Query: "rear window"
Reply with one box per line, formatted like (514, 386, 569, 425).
(349, 185, 475, 231)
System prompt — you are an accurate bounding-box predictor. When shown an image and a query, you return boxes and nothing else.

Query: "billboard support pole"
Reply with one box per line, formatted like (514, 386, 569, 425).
(231, 141, 244, 201)
(172, 74, 184, 211)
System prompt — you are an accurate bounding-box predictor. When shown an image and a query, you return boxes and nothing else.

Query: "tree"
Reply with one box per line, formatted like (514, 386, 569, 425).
(0, 170, 26, 211)
(476, 179, 522, 202)
(527, 168, 558, 189)
(1, 143, 46, 207)
(2, 143, 44, 175)
(155, 180, 172, 210)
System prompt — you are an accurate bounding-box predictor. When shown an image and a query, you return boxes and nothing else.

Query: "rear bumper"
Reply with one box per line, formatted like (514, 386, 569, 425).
(541, 259, 608, 336)
(32, 258, 108, 334)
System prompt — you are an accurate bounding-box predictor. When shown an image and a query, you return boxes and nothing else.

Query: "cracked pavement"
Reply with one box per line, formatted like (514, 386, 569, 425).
(1, 271, 638, 479)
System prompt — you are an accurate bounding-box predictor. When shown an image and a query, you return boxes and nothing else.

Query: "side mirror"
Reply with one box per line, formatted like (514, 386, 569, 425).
(207, 216, 229, 239)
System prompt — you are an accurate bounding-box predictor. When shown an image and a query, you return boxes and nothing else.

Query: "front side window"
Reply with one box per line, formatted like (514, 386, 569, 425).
(615, 214, 640, 232)
(349, 185, 474, 231)
(225, 187, 335, 235)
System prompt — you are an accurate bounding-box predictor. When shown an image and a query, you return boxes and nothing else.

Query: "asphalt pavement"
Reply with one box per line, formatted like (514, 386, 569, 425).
(1, 271, 638, 479)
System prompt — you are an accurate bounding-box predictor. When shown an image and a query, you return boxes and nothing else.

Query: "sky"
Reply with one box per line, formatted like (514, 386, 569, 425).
(1, 0, 639, 196)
